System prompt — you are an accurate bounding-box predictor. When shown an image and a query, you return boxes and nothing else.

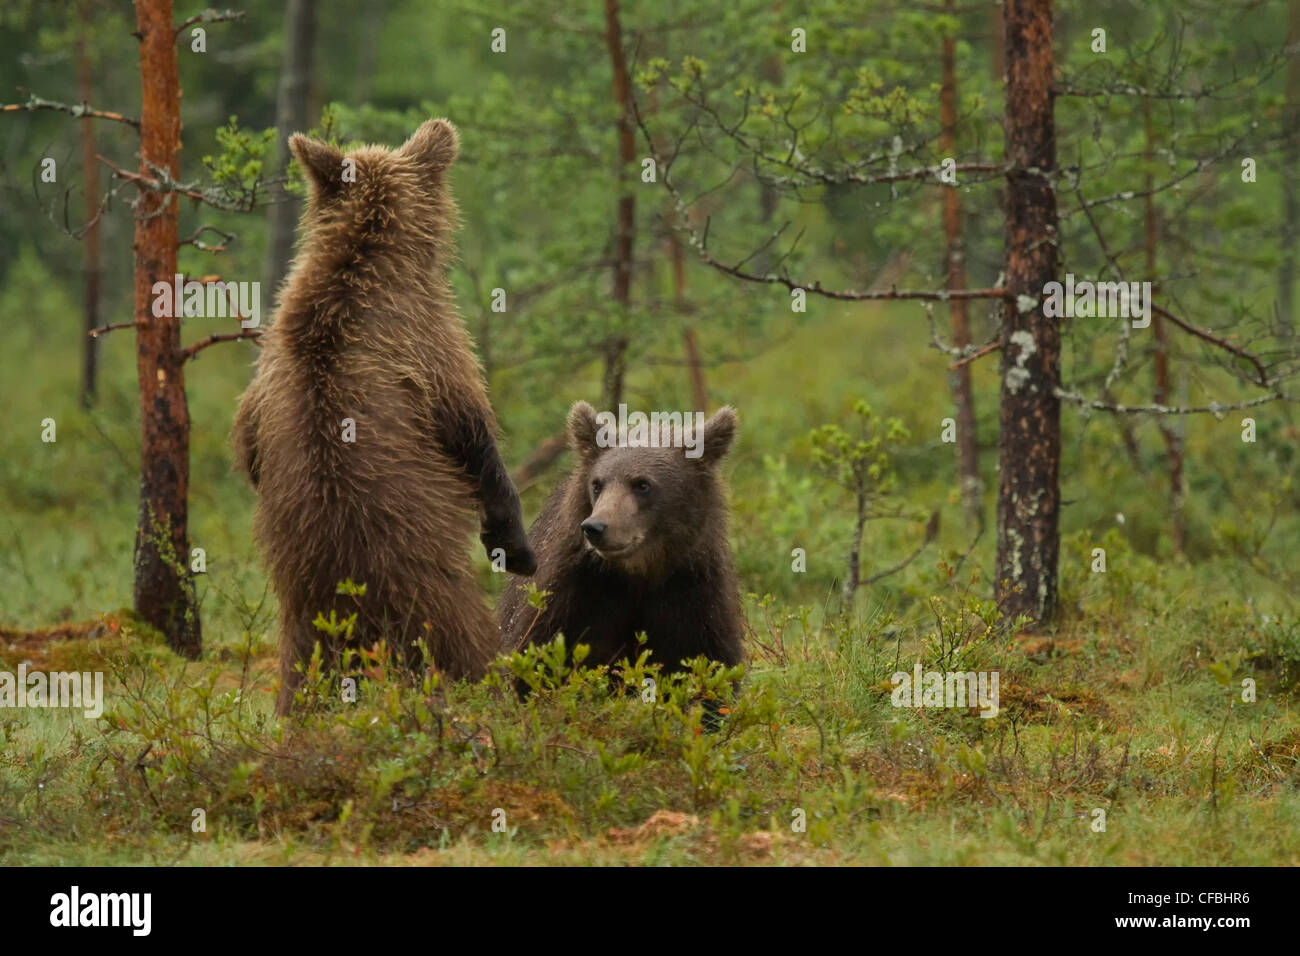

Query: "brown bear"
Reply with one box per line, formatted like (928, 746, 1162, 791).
(500, 401, 744, 682)
(232, 118, 535, 716)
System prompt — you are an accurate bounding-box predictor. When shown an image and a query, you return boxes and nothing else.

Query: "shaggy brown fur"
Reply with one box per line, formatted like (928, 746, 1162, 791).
(232, 119, 534, 715)
(500, 402, 744, 677)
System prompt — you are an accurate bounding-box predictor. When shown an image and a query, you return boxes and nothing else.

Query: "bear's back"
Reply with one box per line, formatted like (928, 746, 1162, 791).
(250, 291, 479, 596)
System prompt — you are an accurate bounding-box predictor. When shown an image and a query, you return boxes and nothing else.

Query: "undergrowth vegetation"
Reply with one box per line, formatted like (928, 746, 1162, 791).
(3, 555, 1297, 865)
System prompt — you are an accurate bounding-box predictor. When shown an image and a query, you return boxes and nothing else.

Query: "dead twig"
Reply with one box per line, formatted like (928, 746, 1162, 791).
(1, 94, 140, 129)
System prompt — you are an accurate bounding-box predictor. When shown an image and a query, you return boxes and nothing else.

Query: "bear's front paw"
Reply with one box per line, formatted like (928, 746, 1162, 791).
(481, 524, 537, 576)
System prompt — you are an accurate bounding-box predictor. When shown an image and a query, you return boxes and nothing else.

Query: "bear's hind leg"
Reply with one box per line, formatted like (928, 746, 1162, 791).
(417, 570, 497, 684)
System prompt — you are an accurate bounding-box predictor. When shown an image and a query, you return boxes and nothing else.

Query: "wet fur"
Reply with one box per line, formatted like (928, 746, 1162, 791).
(500, 402, 744, 675)
(233, 119, 533, 715)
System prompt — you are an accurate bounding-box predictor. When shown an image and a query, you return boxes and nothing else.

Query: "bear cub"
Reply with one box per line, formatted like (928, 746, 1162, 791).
(500, 401, 744, 681)
(232, 118, 534, 715)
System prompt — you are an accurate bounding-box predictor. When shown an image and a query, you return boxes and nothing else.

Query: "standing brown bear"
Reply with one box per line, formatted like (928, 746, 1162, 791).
(232, 118, 535, 715)
(500, 401, 744, 679)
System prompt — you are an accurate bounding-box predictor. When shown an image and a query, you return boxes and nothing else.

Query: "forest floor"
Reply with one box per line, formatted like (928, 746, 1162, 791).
(1, 586, 1298, 865)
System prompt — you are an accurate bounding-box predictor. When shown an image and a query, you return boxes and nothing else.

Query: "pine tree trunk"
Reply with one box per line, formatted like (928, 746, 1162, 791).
(995, 0, 1060, 625)
(77, 10, 101, 410)
(603, 0, 635, 408)
(842, 490, 866, 607)
(132, 0, 200, 656)
(667, 230, 709, 411)
(940, 2, 981, 526)
(265, 0, 317, 309)
(990, 0, 1005, 82)
(758, 45, 782, 224)
(682, 326, 708, 413)
(649, 72, 708, 413)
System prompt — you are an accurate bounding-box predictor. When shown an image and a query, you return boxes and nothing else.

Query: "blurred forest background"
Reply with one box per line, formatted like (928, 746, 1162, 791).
(1, 0, 1299, 865)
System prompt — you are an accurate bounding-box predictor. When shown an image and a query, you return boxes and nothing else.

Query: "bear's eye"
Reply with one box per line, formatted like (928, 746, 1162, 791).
(632, 478, 651, 495)
(591, 479, 603, 496)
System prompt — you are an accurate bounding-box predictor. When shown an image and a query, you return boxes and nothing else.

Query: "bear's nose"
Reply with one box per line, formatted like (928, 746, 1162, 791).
(581, 518, 606, 542)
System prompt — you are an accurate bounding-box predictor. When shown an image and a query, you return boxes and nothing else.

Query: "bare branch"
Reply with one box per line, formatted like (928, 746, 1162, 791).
(1, 94, 140, 129)
(511, 432, 569, 492)
(655, 72, 1005, 192)
(1056, 82, 1231, 101)
(688, 220, 1007, 303)
(1062, 130, 1255, 219)
(765, 160, 1008, 190)
(175, 8, 246, 35)
(1055, 37, 1294, 102)
(88, 321, 140, 338)
(948, 340, 1001, 371)
(1069, 179, 1138, 396)
(631, 88, 1010, 306)
(1055, 386, 1294, 418)
(864, 511, 940, 585)
(1151, 303, 1270, 387)
(180, 330, 263, 361)
(925, 300, 1001, 361)
(1065, 167, 1273, 393)
(179, 224, 235, 253)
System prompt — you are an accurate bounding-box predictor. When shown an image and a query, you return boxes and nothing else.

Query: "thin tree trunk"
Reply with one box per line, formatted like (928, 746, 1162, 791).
(1280, 0, 1300, 335)
(667, 230, 709, 410)
(511, 433, 568, 491)
(132, 0, 199, 657)
(940, 1, 981, 527)
(758, 47, 782, 224)
(1147, 98, 1184, 556)
(265, 0, 317, 310)
(77, 10, 101, 410)
(990, 0, 1005, 82)
(843, 490, 865, 606)
(602, 336, 628, 408)
(603, 0, 635, 408)
(648, 73, 708, 413)
(995, 0, 1060, 626)
(682, 327, 708, 412)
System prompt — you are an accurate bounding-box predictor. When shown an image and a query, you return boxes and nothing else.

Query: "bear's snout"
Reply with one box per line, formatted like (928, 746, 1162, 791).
(581, 518, 607, 543)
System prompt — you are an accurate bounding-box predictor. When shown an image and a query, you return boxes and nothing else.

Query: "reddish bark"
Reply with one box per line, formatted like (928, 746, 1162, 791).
(990, 0, 1005, 81)
(668, 229, 709, 411)
(511, 433, 569, 491)
(940, 1, 981, 526)
(995, 0, 1060, 625)
(131, 0, 200, 656)
(602, 0, 636, 408)
(682, 327, 708, 413)
(650, 77, 708, 412)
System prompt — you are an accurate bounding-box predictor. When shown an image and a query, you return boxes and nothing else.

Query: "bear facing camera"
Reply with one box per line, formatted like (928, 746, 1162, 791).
(500, 401, 745, 682)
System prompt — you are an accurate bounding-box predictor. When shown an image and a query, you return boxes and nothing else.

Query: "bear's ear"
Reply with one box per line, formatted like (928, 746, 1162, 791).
(402, 118, 460, 171)
(700, 406, 738, 464)
(567, 400, 602, 462)
(290, 134, 344, 197)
